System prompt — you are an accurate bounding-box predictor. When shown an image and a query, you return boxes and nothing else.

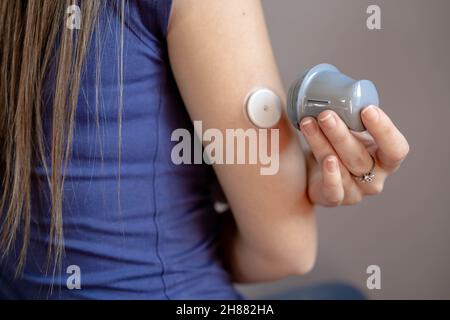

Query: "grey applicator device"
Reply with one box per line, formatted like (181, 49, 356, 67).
(287, 63, 379, 132)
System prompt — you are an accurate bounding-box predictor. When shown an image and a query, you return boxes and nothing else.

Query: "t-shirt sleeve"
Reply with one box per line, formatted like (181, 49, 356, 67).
(155, 0, 173, 38)
(137, 0, 174, 40)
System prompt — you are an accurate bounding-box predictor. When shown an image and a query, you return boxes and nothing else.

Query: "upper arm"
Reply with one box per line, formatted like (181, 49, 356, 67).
(167, 0, 315, 263)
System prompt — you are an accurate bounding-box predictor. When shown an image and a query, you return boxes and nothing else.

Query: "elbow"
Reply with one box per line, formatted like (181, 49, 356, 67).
(259, 223, 318, 279)
(233, 239, 317, 283)
(275, 207, 318, 277)
(277, 233, 317, 277)
(290, 241, 317, 276)
(229, 197, 318, 282)
(284, 205, 318, 276)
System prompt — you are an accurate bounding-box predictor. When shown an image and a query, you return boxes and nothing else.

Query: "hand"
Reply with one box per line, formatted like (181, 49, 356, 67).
(300, 105, 409, 207)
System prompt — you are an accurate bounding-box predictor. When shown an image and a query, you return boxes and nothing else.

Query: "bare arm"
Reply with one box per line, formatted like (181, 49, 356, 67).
(167, 0, 316, 282)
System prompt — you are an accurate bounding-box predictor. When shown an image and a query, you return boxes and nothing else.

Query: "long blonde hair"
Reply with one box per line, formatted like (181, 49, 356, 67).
(0, 0, 125, 275)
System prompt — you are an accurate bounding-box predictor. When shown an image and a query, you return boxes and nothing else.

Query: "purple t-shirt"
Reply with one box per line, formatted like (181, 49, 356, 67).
(0, 0, 241, 299)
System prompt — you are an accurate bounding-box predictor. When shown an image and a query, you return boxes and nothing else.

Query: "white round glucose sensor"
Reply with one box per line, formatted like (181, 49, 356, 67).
(245, 88, 282, 128)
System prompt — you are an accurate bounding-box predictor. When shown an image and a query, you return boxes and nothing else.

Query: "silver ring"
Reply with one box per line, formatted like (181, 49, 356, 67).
(351, 155, 376, 183)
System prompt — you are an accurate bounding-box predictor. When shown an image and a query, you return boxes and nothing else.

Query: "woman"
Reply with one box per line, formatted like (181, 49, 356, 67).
(0, 0, 409, 299)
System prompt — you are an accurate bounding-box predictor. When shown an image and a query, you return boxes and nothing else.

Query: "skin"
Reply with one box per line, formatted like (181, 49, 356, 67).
(167, 0, 409, 283)
(303, 107, 409, 206)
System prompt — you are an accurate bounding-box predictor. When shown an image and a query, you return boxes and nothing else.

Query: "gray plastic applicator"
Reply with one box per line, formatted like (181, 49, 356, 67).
(287, 63, 379, 132)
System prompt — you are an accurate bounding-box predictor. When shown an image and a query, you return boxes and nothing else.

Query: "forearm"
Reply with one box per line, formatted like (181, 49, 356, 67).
(220, 140, 317, 283)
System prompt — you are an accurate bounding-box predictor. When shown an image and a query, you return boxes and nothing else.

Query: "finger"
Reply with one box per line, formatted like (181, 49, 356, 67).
(317, 110, 373, 176)
(352, 161, 388, 196)
(315, 110, 390, 196)
(350, 131, 378, 154)
(306, 154, 345, 207)
(300, 117, 354, 187)
(300, 117, 337, 164)
(320, 155, 344, 206)
(361, 105, 410, 170)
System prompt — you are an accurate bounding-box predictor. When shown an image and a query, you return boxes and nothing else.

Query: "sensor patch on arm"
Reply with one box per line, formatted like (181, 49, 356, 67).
(245, 88, 282, 129)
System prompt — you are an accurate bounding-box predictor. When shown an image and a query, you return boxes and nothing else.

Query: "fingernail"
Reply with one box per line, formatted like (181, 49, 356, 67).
(362, 105, 379, 122)
(300, 118, 316, 136)
(319, 112, 336, 129)
(326, 157, 337, 173)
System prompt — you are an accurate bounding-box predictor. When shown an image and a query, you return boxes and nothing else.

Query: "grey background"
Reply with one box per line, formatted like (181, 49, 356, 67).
(237, 0, 450, 299)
